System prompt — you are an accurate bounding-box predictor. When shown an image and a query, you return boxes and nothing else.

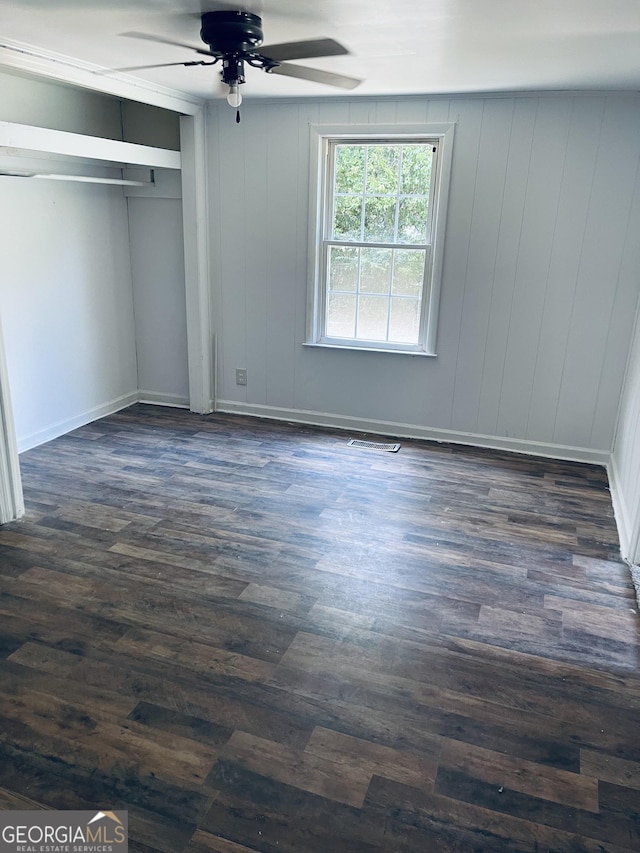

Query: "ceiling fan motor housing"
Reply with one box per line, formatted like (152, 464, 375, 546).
(200, 11, 264, 55)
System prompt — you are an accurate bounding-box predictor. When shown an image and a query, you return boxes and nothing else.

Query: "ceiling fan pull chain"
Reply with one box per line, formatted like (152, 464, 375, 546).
(236, 109, 241, 123)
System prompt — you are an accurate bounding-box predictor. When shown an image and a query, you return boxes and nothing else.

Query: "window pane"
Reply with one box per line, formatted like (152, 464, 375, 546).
(326, 293, 356, 338)
(392, 249, 425, 297)
(360, 248, 392, 294)
(333, 196, 362, 240)
(363, 196, 396, 242)
(335, 145, 365, 194)
(366, 146, 400, 195)
(401, 145, 433, 196)
(329, 246, 359, 292)
(319, 136, 446, 351)
(357, 295, 389, 341)
(398, 198, 428, 243)
(389, 297, 421, 344)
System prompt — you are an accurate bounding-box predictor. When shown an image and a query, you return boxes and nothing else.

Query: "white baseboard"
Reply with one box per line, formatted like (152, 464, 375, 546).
(17, 392, 139, 453)
(137, 391, 190, 409)
(215, 399, 611, 467)
(17, 393, 613, 467)
(17, 391, 192, 454)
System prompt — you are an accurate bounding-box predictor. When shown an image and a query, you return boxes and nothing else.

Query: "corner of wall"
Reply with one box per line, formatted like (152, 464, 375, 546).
(608, 453, 631, 561)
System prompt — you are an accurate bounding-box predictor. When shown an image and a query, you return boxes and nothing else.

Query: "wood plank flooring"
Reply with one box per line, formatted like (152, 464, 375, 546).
(1, 404, 639, 852)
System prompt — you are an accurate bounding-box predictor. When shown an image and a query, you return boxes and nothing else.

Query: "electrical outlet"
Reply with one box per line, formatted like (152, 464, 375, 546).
(235, 368, 247, 386)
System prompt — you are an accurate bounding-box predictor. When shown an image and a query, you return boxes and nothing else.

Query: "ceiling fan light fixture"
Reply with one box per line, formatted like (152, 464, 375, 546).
(123, 10, 362, 113)
(226, 82, 242, 108)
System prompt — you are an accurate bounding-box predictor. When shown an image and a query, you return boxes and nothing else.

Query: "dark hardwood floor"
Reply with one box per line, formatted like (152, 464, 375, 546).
(1, 404, 639, 852)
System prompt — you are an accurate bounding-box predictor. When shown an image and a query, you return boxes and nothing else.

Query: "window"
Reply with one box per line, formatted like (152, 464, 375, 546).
(307, 124, 454, 355)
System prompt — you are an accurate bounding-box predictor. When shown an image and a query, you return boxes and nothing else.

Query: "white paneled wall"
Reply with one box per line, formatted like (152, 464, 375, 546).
(611, 307, 640, 563)
(208, 93, 640, 461)
(128, 196, 189, 408)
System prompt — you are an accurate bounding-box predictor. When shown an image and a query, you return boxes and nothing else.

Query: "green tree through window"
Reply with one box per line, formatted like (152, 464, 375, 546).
(325, 142, 435, 346)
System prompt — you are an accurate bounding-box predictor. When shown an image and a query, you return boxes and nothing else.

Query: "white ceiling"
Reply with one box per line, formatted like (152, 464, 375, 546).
(1, 0, 640, 106)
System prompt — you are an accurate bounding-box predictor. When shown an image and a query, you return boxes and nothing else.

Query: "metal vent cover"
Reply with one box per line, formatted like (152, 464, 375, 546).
(348, 439, 401, 452)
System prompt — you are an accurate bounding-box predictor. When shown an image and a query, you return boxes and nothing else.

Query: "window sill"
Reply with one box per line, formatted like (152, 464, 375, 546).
(302, 342, 437, 357)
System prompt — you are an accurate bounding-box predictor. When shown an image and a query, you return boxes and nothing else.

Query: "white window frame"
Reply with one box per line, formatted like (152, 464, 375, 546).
(306, 122, 455, 356)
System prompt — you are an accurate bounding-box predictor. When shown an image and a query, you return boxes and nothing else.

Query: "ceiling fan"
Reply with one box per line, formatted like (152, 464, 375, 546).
(126, 10, 362, 119)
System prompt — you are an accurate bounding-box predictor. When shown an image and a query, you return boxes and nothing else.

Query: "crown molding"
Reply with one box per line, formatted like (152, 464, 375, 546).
(0, 37, 205, 115)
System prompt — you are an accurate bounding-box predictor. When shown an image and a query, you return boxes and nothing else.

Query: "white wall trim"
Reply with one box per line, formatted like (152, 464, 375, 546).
(630, 513, 640, 565)
(180, 110, 214, 414)
(0, 317, 24, 523)
(0, 38, 203, 115)
(609, 290, 640, 565)
(16, 392, 139, 454)
(215, 400, 611, 467)
(138, 392, 189, 409)
(608, 455, 636, 562)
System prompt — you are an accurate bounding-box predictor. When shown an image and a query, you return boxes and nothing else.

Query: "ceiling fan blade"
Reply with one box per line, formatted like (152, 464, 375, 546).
(120, 31, 216, 58)
(269, 62, 361, 90)
(99, 61, 209, 74)
(260, 37, 349, 62)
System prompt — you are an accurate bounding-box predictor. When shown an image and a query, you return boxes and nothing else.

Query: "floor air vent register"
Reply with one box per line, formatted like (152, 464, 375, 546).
(347, 439, 401, 452)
